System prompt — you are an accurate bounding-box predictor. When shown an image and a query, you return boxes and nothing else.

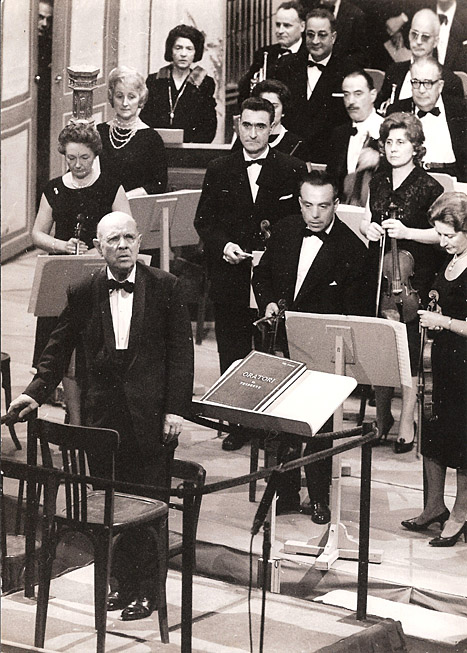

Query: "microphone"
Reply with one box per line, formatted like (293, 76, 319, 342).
(251, 469, 281, 535)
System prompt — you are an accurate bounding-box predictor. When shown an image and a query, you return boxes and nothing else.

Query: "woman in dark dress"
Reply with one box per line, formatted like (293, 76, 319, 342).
(402, 192, 467, 547)
(97, 66, 167, 198)
(139, 24, 217, 143)
(32, 121, 130, 422)
(360, 112, 444, 452)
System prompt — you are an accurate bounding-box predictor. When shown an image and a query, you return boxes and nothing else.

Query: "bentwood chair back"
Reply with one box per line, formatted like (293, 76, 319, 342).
(29, 418, 169, 653)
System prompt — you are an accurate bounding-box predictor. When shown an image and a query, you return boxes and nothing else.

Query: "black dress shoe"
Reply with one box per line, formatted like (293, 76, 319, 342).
(121, 596, 155, 621)
(302, 500, 331, 524)
(222, 430, 249, 451)
(107, 591, 131, 611)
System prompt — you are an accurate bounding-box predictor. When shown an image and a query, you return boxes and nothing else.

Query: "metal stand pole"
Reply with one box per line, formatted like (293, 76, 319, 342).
(181, 484, 196, 653)
(259, 521, 271, 653)
(357, 440, 372, 620)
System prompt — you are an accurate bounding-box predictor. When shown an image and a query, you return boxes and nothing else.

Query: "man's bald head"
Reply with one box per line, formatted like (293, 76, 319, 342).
(409, 9, 440, 59)
(94, 212, 141, 280)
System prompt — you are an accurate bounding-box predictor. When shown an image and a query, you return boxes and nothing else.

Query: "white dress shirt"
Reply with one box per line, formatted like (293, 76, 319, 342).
(307, 52, 332, 99)
(437, 2, 456, 65)
(294, 219, 334, 299)
(244, 146, 269, 202)
(347, 110, 383, 174)
(107, 266, 136, 350)
(419, 98, 456, 165)
(399, 67, 413, 101)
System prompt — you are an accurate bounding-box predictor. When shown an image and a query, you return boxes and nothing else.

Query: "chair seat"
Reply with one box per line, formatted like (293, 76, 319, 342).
(57, 492, 168, 530)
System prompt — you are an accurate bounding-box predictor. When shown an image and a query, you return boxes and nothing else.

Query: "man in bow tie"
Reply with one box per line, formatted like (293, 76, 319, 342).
(388, 56, 467, 181)
(195, 96, 306, 451)
(275, 7, 352, 162)
(7, 211, 194, 621)
(253, 171, 370, 523)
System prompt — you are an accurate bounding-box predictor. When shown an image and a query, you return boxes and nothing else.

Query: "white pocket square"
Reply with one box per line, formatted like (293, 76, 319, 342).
(279, 193, 293, 200)
(329, 281, 338, 286)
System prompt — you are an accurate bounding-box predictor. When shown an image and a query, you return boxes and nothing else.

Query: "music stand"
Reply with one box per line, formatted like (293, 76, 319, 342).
(129, 195, 178, 270)
(283, 311, 411, 569)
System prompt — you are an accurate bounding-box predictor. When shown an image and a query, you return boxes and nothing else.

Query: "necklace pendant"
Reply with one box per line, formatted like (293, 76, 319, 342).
(169, 111, 174, 123)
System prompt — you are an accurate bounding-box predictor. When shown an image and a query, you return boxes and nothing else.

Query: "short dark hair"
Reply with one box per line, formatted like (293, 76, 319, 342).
(299, 170, 339, 200)
(241, 96, 275, 125)
(252, 79, 292, 109)
(428, 192, 467, 231)
(277, 1, 307, 22)
(379, 112, 426, 166)
(57, 121, 102, 156)
(164, 24, 205, 63)
(305, 7, 336, 32)
(343, 69, 375, 92)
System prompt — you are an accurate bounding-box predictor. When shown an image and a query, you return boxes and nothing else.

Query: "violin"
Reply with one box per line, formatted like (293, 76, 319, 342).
(378, 203, 421, 323)
(74, 213, 86, 255)
(418, 289, 439, 422)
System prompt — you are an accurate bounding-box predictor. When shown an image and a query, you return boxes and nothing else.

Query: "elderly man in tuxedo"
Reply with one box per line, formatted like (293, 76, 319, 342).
(8, 211, 194, 621)
(275, 7, 352, 162)
(388, 56, 467, 181)
(377, 8, 463, 112)
(327, 69, 383, 204)
(253, 170, 371, 523)
(195, 96, 306, 450)
(238, 1, 307, 105)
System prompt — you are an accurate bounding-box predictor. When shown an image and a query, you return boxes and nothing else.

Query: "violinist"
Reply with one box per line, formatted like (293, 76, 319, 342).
(360, 112, 444, 453)
(402, 192, 467, 547)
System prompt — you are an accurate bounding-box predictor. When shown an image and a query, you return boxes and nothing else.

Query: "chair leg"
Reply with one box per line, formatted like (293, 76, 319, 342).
(93, 534, 112, 653)
(34, 524, 56, 649)
(153, 521, 169, 644)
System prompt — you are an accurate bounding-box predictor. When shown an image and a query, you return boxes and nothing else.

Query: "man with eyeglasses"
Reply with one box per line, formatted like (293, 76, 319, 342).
(195, 96, 306, 451)
(275, 7, 352, 162)
(377, 8, 463, 112)
(388, 56, 467, 181)
(7, 211, 194, 620)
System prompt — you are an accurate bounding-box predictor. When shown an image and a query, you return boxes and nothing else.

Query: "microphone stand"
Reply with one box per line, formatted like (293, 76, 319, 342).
(259, 520, 271, 653)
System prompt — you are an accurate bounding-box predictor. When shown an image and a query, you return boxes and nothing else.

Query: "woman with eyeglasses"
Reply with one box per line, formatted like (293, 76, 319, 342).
(360, 112, 444, 452)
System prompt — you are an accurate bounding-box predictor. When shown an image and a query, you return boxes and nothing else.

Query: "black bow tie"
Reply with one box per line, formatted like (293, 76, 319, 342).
(245, 158, 266, 167)
(279, 47, 291, 56)
(417, 107, 441, 118)
(107, 278, 135, 293)
(303, 228, 328, 241)
(349, 126, 358, 136)
(307, 60, 325, 71)
(438, 13, 448, 25)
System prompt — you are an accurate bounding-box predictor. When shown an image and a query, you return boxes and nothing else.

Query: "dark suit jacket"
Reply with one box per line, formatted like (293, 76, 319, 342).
(194, 148, 307, 305)
(252, 214, 371, 317)
(237, 40, 308, 105)
(25, 263, 194, 461)
(275, 51, 351, 162)
(377, 60, 464, 109)
(388, 96, 467, 181)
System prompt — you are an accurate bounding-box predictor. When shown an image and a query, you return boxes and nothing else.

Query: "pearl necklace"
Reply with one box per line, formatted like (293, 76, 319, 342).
(448, 249, 467, 271)
(69, 172, 96, 189)
(109, 118, 138, 150)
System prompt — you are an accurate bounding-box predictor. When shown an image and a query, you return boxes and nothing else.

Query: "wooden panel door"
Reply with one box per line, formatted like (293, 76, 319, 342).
(1, 0, 37, 261)
(49, 0, 119, 177)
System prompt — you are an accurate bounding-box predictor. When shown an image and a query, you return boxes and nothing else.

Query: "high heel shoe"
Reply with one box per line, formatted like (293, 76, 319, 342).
(429, 522, 467, 547)
(401, 509, 450, 532)
(377, 414, 394, 444)
(393, 422, 416, 454)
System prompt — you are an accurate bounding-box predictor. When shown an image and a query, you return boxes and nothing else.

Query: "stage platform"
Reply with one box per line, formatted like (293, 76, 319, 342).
(2, 250, 467, 651)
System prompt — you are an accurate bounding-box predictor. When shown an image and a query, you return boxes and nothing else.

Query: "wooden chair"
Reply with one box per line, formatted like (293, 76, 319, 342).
(428, 172, 456, 192)
(454, 70, 467, 99)
(29, 418, 170, 652)
(1, 352, 22, 450)
(168, 458, 206, 570)
(364, 68, 385, 94)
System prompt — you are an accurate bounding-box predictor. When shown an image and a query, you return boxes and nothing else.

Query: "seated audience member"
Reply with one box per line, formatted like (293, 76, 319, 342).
(195, 97, 306, 452)
(388, 57, 467, 181)
(237, 1, 306, 106)
(430, 0, 467, 72)
(377, 9, 463, 113)
(327, 69, 383, 204)
(253, 170, 371, 522)
(97, 66, 167, 199)
(302, 0, 370, 67)
(233, 79, 306, 159)
(275, 7, 351, 162)
(140, 24, 217, 143)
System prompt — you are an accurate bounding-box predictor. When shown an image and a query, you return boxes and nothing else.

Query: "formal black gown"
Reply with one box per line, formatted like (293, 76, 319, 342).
(97, 123, 167, 194)
(422, 263, 467, 469)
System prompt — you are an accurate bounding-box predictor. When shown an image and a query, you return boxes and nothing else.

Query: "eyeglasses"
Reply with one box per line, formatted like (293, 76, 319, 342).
(103, 233, 139, 247)
(410, 78, 441, 89)
(409, 29, 434, 43)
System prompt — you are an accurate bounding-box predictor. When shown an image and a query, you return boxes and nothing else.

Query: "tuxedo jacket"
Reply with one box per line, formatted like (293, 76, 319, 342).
(275, 51, 351, 162)
(388, 96, 467, 181)
(377, 60, 464, 109)
(252, 214, 371, 317)
(237, 40, 308, 105)
(326, 122, 380, 196)
(331, 0, 370, 67)
(25, 263, 194, 461)
(194, 148, 307, 305)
